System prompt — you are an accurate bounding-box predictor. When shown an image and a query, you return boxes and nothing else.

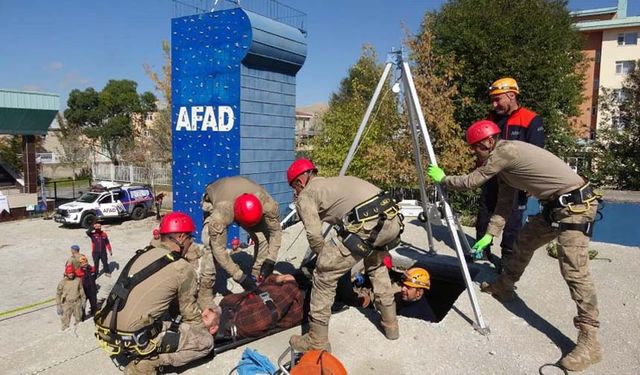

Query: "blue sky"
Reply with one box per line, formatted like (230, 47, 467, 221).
(1, 0, 638, 109)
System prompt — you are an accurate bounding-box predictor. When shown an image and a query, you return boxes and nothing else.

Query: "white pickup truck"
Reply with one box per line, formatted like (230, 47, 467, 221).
(54, 183, 155, 228)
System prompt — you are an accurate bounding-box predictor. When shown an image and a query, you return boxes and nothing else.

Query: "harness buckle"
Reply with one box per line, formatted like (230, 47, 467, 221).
(558, 194, 572, 207)
(258, 291, 273, 305)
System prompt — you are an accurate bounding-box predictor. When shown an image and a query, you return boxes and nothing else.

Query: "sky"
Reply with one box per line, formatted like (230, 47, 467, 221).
(1, 0, 639, 110)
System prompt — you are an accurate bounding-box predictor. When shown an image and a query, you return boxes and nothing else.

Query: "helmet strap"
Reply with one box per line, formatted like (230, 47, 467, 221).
(167, 233, 187, 253)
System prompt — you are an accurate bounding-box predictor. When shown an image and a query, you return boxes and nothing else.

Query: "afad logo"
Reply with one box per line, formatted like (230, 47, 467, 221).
(175, 105, 235, 131)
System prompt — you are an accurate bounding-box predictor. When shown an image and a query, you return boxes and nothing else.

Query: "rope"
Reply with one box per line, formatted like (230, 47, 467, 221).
(0, 297, 56, 319)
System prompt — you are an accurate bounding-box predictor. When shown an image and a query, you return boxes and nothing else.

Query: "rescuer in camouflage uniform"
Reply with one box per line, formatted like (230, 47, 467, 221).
(56, 263, 85, 330)
(286, 159, 403, 352)
(427, 120, 602, 372)
(94, 212, 213, 375)
(199, 176, 282, 301)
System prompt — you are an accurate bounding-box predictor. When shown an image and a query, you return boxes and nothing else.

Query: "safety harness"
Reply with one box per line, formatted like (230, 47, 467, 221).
(94, 246, 182, 361)
(335, 191, 403, 257)
(541, 182, 603, 237)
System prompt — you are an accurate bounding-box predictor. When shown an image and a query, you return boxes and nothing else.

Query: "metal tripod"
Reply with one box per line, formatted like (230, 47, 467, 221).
(339, 51, 489, 334)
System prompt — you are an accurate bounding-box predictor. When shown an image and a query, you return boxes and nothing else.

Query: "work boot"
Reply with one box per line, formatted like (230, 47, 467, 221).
(480, 276, 515, 302)
(377, 302, 399, 340)
(289, 321, 331, 352)
(559, 325, 603, 372)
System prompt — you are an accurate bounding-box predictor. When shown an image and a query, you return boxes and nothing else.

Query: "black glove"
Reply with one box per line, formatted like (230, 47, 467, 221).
(259, 260, 275, 281)
(238, 274, 258, 291)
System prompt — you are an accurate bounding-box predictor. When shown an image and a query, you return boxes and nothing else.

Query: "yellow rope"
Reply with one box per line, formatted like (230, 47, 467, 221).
(0, 297, 56, 318)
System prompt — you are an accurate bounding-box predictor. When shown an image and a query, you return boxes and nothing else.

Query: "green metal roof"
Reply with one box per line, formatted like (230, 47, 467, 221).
(570, 6, 617, 17)
(574, 16, 640, 31)
(0, 89, 59, 135)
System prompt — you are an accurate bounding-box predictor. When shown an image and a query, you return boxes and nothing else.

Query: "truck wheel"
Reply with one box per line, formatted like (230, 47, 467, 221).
(131, 206, 147, 221)
(81, 213, 96, 229)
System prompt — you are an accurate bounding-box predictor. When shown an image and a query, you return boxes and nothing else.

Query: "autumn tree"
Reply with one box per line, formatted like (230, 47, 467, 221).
(55, 113, 90, 179)
(590, 62, 640, 189)
(142, 40, 173, 163)
(310, 45, 415, 189)
(427, 0, 586, 157)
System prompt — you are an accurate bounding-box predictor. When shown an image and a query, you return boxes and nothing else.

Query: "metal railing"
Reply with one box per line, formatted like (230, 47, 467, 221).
(92, 163, 172, 187)
(172, 0, 307, 34)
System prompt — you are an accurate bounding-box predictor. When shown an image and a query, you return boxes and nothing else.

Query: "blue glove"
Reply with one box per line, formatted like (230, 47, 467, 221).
(471, 234, 493, 259)
(56, 306, 63, 316)
(427, 165, 446, 183)
(354, 272, 365, 287)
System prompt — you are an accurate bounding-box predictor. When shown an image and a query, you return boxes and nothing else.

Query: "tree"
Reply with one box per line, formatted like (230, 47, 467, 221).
(64, 80, 157, 165)
(143, 41, 173, 163)
(407, 17, 473, 176)
(590, 62, 640, 189)
(55, 113, 89, 179)
(428, 0, 586, 157)
(0, 135, 24, 172)
(309, 46, 416, 189)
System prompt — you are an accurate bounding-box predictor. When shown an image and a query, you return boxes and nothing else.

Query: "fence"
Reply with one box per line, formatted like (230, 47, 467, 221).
(45, 179, 92, 204)
(92, 163, 172, 188)
(172, 0, 307, 34)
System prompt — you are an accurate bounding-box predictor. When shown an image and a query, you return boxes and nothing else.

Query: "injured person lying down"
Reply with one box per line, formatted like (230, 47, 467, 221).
(201, 274, 304, 341)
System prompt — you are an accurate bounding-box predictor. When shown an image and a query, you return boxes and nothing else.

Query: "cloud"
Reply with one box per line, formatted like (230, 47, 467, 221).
(47, 61, 64, 71)
(22, 84, 44, 92)
(59, 72, 91, 88)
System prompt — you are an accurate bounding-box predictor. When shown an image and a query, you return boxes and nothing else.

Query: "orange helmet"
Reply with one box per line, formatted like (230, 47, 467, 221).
(234, 194, 263, 227)
(290, 350, 347, 375)
(466, 120, 500, 145)
(287, 158, 317, 186)
(402, 267, 431, 289)
(159, 212, 196, 234)
(489, 77, 519, 96)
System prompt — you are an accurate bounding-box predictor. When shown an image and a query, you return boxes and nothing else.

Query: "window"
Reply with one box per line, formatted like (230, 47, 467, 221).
(617, 32, 638, 46)
(99, 195, 113, 204)
(615, 60, 636, 75)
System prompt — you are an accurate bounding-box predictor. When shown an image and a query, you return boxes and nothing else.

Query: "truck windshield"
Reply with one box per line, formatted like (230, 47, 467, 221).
(76, 192, 101, 203)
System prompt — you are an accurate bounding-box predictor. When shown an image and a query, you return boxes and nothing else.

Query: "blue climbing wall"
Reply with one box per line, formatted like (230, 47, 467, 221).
(171, 8, 306, 240)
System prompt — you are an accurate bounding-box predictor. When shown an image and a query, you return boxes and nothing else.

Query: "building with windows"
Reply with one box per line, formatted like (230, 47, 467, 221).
(572, 0, 640, 139)
(295, 103, 327, 153)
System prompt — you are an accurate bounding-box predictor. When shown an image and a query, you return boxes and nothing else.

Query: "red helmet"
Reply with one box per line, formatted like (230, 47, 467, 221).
(287, 159, 317, 186)
(231, 237, 241, 247)
(466, 120, 501, 145)
(65, 264, 75, 275)
(159, 212, 196, 234)
(234, 194, 263, 227)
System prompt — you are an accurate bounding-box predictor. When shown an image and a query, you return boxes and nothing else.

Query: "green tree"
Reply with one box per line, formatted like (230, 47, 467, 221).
(590, 62, 640, 189)
(427, 0, 586, 156)
(310, 46, 415, 189)
(64, 80, 157, 165)
(0, 135, 24, 172)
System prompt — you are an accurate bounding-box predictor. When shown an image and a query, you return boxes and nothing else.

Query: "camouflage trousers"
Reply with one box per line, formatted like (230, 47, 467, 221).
(502, 202, 600, 329)
(309, 238, 396, 327)
(124, 322, 213, 375)
(61, 300, 83, 330)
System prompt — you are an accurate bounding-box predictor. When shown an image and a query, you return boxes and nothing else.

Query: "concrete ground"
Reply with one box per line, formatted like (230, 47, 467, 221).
(0, 215, 639, 374)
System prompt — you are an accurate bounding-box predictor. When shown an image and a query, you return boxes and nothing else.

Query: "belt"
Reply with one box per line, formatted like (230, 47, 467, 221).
(544, 182, 599, 209)
(95, 320, 163, 357)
